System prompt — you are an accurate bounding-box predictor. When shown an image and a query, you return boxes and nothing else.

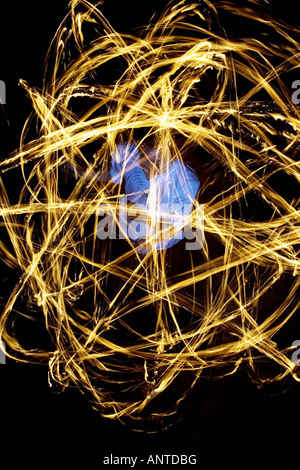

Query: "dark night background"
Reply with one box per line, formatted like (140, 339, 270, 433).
(0, 1, 299, 467)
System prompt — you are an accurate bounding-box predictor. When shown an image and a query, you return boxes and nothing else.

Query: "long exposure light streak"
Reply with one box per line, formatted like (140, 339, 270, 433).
(0, 0, 300, 428)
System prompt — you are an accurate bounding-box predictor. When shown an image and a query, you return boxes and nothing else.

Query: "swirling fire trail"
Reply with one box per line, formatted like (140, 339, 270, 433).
(1, 0, 300, 428)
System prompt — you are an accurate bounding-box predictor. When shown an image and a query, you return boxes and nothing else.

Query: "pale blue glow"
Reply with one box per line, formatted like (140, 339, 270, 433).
(110, 142, 200, 251)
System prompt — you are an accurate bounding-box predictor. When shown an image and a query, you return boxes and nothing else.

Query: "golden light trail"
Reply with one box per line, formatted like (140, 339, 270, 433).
(0, 0, 300, 429)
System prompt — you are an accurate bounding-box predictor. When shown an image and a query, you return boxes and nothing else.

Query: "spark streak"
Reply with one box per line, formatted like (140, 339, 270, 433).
(1, 0, 300, 428)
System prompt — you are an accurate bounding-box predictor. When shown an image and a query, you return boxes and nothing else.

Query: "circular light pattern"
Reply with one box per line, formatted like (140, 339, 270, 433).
(0, 0, 300, 428)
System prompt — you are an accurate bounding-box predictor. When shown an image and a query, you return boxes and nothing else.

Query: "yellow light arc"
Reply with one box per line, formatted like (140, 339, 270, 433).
(0, 0, 300, 426)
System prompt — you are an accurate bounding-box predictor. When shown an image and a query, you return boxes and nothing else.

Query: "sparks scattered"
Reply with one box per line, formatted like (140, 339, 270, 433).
(0, 0, 300, 428)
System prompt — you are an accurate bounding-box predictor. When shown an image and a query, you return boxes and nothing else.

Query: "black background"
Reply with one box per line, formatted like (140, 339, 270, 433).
(0, 1, 299, 467)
